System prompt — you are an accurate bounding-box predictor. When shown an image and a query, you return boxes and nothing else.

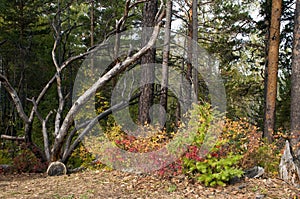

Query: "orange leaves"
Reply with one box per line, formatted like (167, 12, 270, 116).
(115, 130, 169, 153)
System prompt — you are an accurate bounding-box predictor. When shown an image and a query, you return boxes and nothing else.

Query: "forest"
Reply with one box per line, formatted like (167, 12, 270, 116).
(0, 0, 300, 198)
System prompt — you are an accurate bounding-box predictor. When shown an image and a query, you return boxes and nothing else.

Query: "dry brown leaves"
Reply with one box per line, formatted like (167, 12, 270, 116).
(0, 170, 299, 199)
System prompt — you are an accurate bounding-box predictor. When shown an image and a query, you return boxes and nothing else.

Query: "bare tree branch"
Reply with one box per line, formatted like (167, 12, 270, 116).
(61, 89, 141, 162)
(0, 135, 25, 141)
(129, 0, 150, 9)
(0, 74, 29, 123)
(52, 17, 164, 161)
(155, 0, 165, 22)
(27, 97, 52, 162)
(0, 40, 7, 46)
(61, 102, 124, 162)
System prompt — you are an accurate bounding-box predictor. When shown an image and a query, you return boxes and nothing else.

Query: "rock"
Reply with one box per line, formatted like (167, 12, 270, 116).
(229, 166, 265, 185)
(244, 166, 264, 178)
(46, 161, 67, 176)
(255, 194, 265, 199)
(229, 176, 243, 184)
(238, 184, 246, 190)
(0, 164, 13, 174)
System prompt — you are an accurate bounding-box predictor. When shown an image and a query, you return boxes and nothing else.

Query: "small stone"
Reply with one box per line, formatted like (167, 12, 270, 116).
(238, 184, 246, 190)
(245, 166, 265, 178)
(256, 194, 265, 199)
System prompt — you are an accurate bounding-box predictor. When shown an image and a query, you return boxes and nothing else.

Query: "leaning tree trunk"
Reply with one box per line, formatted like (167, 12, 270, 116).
(279, 0, 300, 186)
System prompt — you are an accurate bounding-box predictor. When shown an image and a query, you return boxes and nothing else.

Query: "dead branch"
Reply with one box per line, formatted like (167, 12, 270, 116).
(53, 6, 165, 160)
(1, 135, 25, 141)
(27, 97, 52, 161)
(61, 101, 128, 162)
(61, 91, 141, 162)
(0, 74, 29, 123)
(0, 40, 7, 46)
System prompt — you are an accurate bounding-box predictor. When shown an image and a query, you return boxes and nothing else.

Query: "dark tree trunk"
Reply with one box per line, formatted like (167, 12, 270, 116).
(290, 0, 300, 155)
(279, 0, 300, 186)
(192, 0, 199, 102)
(138, 0, 158, 125)
(185, 6, 193, 108)
(159, 0, 172, 127)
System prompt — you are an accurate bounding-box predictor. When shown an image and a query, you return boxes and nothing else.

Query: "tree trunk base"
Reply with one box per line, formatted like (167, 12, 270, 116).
(46, 161, 67, 176)
(279, 140, 300, 187)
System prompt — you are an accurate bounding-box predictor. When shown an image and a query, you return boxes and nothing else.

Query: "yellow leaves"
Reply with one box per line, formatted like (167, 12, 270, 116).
(105, 123, 172, 153)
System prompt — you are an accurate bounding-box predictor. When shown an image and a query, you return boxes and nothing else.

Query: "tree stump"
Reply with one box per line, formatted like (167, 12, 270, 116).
(46, 161, 67, 176)
(279, 140, 300, 187)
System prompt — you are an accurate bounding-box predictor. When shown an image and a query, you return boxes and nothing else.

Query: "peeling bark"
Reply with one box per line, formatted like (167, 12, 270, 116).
(279, 141, 300, 186)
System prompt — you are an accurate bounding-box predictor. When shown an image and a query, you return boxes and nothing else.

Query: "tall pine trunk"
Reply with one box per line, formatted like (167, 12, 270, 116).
(263, 0, 282, 143)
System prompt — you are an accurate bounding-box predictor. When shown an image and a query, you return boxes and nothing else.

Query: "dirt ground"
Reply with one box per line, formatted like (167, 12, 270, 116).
(0, 170, 299, 199)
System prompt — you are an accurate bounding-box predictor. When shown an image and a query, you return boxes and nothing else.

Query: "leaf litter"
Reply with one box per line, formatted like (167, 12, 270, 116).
(0, 170, 299, 198)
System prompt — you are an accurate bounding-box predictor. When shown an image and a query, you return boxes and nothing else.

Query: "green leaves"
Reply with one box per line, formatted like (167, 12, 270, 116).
(181, 103, 243, 187)
(191, 153, 243, 187)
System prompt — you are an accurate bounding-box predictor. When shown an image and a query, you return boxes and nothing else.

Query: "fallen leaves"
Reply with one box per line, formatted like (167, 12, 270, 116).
(0, 170, 299, 198)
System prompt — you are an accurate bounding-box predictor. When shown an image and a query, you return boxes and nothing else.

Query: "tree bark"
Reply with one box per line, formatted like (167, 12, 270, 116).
(263, 0, 282, 143)
(138, 0, 158, 125)
(279, 141, 300, 186)
(291, 0, 300, 159)
(192, 0, 199, 102)
(159, 0, 172, 127)
(186, 4, 193, 108)
(0, 135, 25, 141)
(279, 0, 300, 186)
(51, 18, 164, 161)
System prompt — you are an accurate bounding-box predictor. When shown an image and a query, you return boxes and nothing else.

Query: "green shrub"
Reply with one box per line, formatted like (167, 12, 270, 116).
(68, 144, 105, 170)
(183, 152, 243, 186)
(0, 148, 12, 165)
(179, 103, 243, 186)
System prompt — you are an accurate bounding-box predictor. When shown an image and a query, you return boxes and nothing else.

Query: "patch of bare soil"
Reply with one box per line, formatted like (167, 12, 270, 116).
(0, 170, 299, 199)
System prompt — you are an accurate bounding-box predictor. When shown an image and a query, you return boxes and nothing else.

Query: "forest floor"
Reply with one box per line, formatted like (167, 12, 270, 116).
(0, 169, 299, 199)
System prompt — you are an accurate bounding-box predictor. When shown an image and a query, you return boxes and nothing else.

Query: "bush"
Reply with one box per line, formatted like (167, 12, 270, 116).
(220, 119, 285, 177)
(179, 103, 243, 186)
(183, 152, 243, 186)
(68, 144, 105, 170)
(82, 103, 285, 182)
(0, 147, 12, 165)
(13, 145, 47, 173)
